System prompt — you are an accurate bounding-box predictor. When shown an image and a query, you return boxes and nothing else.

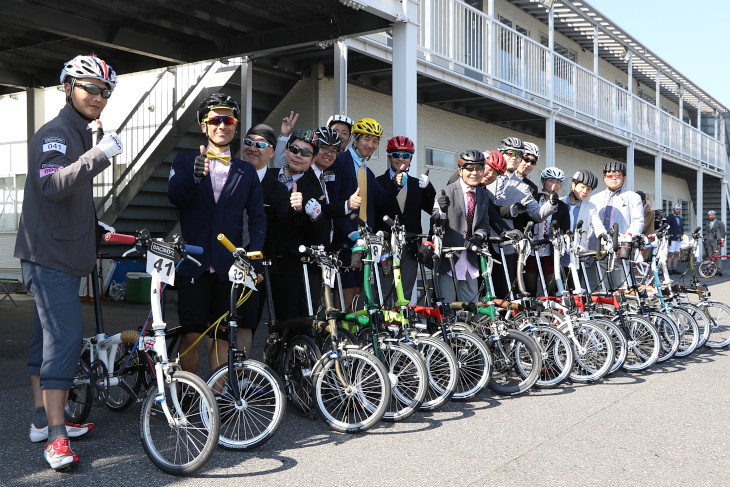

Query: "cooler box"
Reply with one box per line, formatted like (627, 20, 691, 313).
(126, 272, 152, 304)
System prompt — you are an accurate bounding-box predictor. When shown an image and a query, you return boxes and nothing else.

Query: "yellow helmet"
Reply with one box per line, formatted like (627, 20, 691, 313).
(352, 118, 383, 138)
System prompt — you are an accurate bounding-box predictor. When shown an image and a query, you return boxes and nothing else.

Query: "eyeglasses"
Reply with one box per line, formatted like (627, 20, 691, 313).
(243, 138, 272, 149)
(504, 151, 523, 158)
(74, 82, 112, 99)
(288, 145, 313, 158)
(320, 147, 339, 156)
(460, 164, 485, 172)
(388, 151, 413, 160)
(203, 116, 238, 126)
(604, 171, 624, 178)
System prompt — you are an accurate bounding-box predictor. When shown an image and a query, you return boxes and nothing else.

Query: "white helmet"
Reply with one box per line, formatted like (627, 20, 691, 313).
(523, 142, 540, 159)
(326, 114, 354, 129)
(540, 167, 565, 182)
(60, 55, 117, 90)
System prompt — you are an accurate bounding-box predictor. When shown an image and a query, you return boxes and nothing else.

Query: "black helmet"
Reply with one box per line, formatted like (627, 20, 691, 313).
(458, 150, 486, 166)
(572, 169, 598, 189)
(314, 126, 342, 149)
(287, 129, 320, 156)
(603, 160, 626, 175)
(499, 137, 524, 153)
(197, 93, 240, 123)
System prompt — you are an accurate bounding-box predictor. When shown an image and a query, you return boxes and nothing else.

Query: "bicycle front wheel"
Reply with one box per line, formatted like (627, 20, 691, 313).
(106, 343, 144, 412)
(518, 323, 573, 389)
(616, 315, 660, 372)
(682, 302, 712, 348)
(698, 259, 716, 278)
(372, 341, 428, 422)
(670, 307, 700, 357)
(207, 360, 286, 450)
(593, 318, 628, 375)
(414, 336, 459, 411)
(645, 312, 679, 362)
(434, 328, 492, 401)
(139, 370, 219, 476)
(311, 348, 391, 433)
(283, 335, 321, 416)
(703, 300, 730, 348)
(563, 320, 615, 382)
(490, 329, 542, 395)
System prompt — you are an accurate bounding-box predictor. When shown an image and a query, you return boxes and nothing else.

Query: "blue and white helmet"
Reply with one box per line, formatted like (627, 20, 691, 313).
(60, 55, 117, 90)
(540, 167, 565, 182)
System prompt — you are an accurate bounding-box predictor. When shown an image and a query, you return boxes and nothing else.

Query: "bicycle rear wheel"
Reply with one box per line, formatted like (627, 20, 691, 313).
(593, 318, 628, 375)
(682, 302, 712, 348)
(139, 370, 219, 475)
(703, 300, 730, 348)
(645, 312, 679, 362)
(311, 348, 391, 433)
(562, 320, 615, 382)
(106, 343, 144, 412)
(698, 260, 716, 278)
(283, 335, 321, 416)
(413, 336, 459, 411)
(207, 360, 286, 450)
(518, 323, 573, 389)
(490, 329, 542, 395)
(65, 351, 93, 424)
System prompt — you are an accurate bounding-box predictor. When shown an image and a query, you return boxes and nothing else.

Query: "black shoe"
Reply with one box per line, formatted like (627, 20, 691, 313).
(718, 272, 723, 277)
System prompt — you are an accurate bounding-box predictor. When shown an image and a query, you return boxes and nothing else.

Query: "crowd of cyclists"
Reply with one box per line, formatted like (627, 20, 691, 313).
(17, 53, 728, 472)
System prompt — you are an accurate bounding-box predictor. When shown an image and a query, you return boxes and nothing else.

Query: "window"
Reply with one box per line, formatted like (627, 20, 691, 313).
(0, 175, 24, 231)
(499, 16, 529, 36)
(540, 34, 576, 62)
(426, 148, 457, 169)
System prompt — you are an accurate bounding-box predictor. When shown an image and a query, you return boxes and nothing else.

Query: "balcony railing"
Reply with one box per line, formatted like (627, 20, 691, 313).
(415, 0, 726, 174)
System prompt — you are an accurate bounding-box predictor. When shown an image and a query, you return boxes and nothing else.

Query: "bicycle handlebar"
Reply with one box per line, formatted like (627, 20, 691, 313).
(217, 234, 236, 252)
(184, 244, 204, 255)
(383, 215, 396, 228)
(299, 245, 315, 257)
(350, 213, 370, 232)
(104, 232, 136, 244)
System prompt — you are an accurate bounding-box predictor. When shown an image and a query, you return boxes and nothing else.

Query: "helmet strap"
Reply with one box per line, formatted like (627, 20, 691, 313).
(205, 122, 234, 151)
(65, 78, 94, 123)
(353, 140, 371, 163)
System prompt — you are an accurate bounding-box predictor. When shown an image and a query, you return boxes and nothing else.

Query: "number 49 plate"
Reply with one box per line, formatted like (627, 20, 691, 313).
(147, 240, 176, 285)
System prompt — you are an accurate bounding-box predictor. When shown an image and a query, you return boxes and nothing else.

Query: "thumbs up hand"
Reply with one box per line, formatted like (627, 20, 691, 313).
(349, 187, 362, 211)
(290, 182, 303, 211)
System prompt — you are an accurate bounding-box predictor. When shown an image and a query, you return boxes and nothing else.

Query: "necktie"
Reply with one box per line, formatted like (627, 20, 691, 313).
(358, 163, 368, 223)
(572, 203, 580, 231)
(206, 149, 230, 165)
(495, 175, 507, 201)
(466, 191, 476, 239)
(397, 181, 407, 213)
(602, 190, 620, 228)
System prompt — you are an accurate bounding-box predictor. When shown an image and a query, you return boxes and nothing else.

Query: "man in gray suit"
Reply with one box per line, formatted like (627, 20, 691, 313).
(706, 210, 725, 276)
(432, 150, 492, 303)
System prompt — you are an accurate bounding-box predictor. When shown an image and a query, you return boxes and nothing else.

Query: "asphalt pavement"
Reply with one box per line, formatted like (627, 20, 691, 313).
(1, 265, 729, 486)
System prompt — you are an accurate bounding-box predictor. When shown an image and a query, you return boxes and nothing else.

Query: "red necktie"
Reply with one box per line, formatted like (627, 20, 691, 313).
(466, 191, 476, 239)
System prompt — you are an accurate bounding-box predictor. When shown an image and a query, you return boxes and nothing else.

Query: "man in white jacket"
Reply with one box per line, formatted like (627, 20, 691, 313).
(589, 161, 644, 289)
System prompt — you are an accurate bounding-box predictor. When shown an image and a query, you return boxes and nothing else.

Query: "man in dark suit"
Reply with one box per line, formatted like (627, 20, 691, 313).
(242, 123, 289, 352)
(331, 118, 404, 312)
(666, 203, 684, 274)
(168, 93, 266, 374)
(268, 129, 350, 319)
(375, 136, 435, 302)
(431, 150, 492, 303)
(706, 210, 726, 276)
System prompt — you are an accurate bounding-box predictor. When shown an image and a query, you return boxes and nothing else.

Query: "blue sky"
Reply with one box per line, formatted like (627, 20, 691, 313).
(589, 0, 730, 111)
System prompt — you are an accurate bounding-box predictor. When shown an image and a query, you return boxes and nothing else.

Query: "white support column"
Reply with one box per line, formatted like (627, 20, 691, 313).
(654, 154, 662, 210)
(627, 56, 633, 95)
(240, 59, 253, 131)
(697, 170, 704, 247)
(678, 85, 684, 121)
(392, 17, 418, 174)
(656, 69, 661, 143)
(487, 0, 495, 80)
(548, 6, 554, 108)
(715, 112, 719, 140)
(722, 178, 728, 254)
(697, 99, 702, 130)
(626, 141, 635, 191)
(26, 87, 45, 147)
(333, 39, 348, 117)
(593, 26, 599, 122)
(546, 112, 555, 169)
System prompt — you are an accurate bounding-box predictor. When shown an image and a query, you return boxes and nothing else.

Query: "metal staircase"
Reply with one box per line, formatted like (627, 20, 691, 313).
(96, 58, 301, 257)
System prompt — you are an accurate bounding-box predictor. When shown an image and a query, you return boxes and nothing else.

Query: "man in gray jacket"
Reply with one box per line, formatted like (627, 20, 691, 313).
(14, 55, 123, 470)
(706, 210, 725, 276)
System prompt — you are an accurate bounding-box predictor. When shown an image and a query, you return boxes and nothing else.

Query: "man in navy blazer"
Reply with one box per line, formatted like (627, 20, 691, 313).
(168, 93, 266, 375)
(331, 118, 404, 311)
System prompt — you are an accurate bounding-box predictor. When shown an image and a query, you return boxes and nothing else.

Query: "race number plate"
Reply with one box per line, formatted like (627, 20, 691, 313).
(322, 264, 337, 288)
(228, 260, 257, 291)
(146, 240, 176, 285)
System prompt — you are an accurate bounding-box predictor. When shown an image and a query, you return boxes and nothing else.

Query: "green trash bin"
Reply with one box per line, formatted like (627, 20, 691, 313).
(126, 272, 152, 304)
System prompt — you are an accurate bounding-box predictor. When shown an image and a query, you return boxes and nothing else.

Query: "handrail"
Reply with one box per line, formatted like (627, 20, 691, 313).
(411, 0, 726, 172)
(94, 60, 217, 215)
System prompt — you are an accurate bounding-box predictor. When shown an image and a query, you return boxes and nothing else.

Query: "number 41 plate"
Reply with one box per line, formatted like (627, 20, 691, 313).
(147, 240, 176, 285)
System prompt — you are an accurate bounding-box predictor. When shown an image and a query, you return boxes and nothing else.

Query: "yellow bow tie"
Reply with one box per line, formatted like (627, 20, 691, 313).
(206, 149, 231, 165)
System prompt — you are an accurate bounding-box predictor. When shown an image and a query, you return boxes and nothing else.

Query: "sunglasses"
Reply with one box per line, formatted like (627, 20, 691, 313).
(288, 145, 313, 158)
(523, 157, 537, 165)
(504, 151, 523, 158)
(388, 151, 413, 160)
(460, 164, 485, 172)
(243, 138, 272, 149)
(75, 82, 112, 99)
(203, 116, 238, 126)
(604, 171, 624, 178)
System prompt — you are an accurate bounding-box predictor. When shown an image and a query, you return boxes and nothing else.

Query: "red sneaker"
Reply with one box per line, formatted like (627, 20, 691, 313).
(43, 438, 80, 470)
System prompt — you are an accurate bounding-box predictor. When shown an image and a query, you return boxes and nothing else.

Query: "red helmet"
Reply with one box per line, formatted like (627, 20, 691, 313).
(484, 150, 506, 175)
(386, 136, 415, 153)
